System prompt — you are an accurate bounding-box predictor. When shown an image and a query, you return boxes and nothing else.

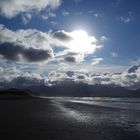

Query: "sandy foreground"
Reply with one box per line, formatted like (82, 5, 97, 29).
(0, 97, 140, 140)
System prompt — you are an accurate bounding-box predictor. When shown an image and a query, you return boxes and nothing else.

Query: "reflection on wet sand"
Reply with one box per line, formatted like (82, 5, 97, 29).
(0, 97, 140, 140)
(51, 97, 140, 132)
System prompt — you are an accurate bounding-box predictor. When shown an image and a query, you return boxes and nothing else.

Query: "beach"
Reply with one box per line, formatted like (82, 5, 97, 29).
(0, 97, 140, 140)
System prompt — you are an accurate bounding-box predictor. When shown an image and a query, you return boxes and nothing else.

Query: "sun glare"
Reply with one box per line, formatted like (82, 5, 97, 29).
(69, 30, 97, 54)
(71, 30, 88, 41)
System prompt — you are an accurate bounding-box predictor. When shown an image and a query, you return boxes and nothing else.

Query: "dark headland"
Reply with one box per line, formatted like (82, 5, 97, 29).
(0, 88, 36, 99)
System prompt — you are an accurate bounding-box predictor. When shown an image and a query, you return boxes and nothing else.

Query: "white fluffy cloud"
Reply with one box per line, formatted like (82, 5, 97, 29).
(0, 24, 52, 49)
(100, 36, 108, 41)
(0, 63, 140, 89)
(0, 24, 53, 62)
(0, 25, 139, 90)
(46, 64, 140, 89)
(52, 30, 102, 55)
(0, 24, 102, 63)
(0, 0, 61, 18)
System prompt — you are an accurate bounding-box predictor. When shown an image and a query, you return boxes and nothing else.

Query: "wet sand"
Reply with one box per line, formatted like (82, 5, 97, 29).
(0, 97, 140, 140)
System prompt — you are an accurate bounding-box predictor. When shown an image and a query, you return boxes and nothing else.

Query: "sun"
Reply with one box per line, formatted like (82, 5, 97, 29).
(70, 30, 88, 41)
(68, 30, 97, 54)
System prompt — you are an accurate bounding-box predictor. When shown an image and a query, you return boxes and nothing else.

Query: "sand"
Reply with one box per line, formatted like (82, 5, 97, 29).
(0, 97, 140, 140)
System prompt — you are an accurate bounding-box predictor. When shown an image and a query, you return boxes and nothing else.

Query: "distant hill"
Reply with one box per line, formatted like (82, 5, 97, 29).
(27, 82, 140, 97)
(1, 82, 140, 98)
(0, 88, 36, 99)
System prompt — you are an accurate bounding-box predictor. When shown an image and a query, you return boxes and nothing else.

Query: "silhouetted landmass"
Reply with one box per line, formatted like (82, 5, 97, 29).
(1, 81, 140, 98)
(27, 82, 140, 97)
(0, 88, 36, 99)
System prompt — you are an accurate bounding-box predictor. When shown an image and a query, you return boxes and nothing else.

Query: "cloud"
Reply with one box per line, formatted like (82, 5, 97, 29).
(0, 67, 3, 72)
(52, 30, 73, 42)
(0, 0, 61, 18)
(91, 58, 103, 65)
(68, 30, 102, 54)
(119, 16, 131, 23)
(94, 13, 99, 17)
(108, 64, 140, 89)
(100, 36, 108, 41)
(0, 66, 48, 88)
(50, 21, 58, 26)
(51, 30, 102, 63)
(55, 51, 84, 63)
(111, 52, 118, 58)
(127, 64, 140, 73)
(47, 71, 69, 85)
(0, 63, 140, 90)
(0, 25, 54, 62)
(42, 12, 56, 20)
(62, 10, 70, 16)
(88, 11, 103, 18)
(117, 12, 134, 23)
(0, 43, 53, 62)
(0, 43, 22, 61)
(0, 24, 102, 65)
(60, 64, 140, 89)
(64, 56, 76, 63)
(23, 47, 53, 62)
(7, 73, 47, 88)
(66, 71, 75, 77)
(0, 24, 52, 50)
(21, 13, 32, 24)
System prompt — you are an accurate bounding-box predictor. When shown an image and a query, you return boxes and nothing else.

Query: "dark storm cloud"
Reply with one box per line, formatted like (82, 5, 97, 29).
(64, 56, 76, 63)
(55, 52, 83, 63)
(11, 75, 45, 87)
(0, 43, 22, 61)
(66, 71, 75, 77)
(76, 74, 86, 79)
(0, 43, 52, 62)
(52, 30, 73, 41)
(23, 48, 52, 62)
(128, 64, 140, 73)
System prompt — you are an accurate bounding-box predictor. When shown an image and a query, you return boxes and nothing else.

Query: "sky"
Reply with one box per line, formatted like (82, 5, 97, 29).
(0, 0, 140, 90)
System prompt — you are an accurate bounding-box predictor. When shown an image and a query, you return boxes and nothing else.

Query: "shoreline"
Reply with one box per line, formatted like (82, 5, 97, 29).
(0, 98, 140, 140)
